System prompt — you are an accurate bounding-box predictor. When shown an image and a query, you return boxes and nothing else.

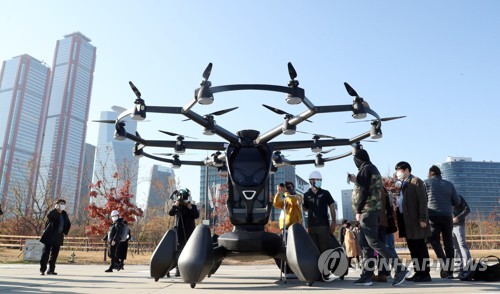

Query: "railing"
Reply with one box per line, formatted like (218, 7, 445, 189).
(1, 234, 498, 252)
(393, 234, 499, 250)
(0, 235, 159, 253)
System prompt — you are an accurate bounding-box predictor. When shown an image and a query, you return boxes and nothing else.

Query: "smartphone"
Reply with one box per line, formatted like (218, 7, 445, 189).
(346, 172, 351, 184)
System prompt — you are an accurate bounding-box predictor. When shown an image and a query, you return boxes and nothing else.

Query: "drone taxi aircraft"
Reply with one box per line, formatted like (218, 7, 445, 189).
(98, 62, 404, 287)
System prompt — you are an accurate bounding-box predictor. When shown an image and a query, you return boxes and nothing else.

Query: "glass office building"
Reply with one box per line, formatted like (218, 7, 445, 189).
(0, 55, 51, 208)
(92, 111, 139, 206)
(146, 165, 175, 218)
(40, 32, 96, 213)
(437, 157, 499, 221)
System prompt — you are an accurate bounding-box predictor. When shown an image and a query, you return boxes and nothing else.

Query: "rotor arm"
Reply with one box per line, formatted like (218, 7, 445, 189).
(314, 104, 353, 113)
(141, 151, 206, 166)
(210, 84, 305, 99)
(144, 140, 226, 151)
(257, 108, 316, 144)
(270, 138, 352, 151)
(144, 106, 184, 114)
(181, 110, 239, 144)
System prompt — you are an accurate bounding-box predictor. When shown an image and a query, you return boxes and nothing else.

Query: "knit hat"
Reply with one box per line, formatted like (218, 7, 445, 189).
(354, 149, 370, 168)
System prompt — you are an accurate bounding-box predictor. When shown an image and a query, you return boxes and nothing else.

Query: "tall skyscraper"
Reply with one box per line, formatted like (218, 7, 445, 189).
(0, 54, 51, 208)
(146, 165, 175, 218)
(92, 111, 139, 206)
(437, 156, 500, 221)
(39, 32, 96, 214)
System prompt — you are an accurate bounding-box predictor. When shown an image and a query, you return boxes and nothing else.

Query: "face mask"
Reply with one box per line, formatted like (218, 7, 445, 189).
(396, 171, 405, 180)
(59, 204, 66, 211)
(314, 180, 322, 188)
(112, 216, 119, 222)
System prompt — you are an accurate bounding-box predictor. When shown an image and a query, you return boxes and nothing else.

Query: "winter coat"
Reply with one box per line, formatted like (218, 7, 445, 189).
(168, 203, 199, 247)
(352, 156, 382, 214)
(424, 175, 460, 217)
(344, 228, 361, 257)
(398, 175, 431, 240)
(40, 209, 71, 246)
(107, 218, 130, 260)
(273, 192, 303, 230)
(453, 195, 470, 226)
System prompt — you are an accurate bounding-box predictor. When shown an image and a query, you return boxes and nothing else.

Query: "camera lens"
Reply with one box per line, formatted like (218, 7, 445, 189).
(279, 183, 285, 187)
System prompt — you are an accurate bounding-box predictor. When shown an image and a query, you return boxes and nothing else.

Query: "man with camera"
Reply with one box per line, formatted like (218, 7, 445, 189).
(168, 188, 200, 277)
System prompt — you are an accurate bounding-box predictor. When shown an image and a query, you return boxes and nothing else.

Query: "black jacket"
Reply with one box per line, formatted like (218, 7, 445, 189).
(453, 195, 470, 226)
(107, 218, 131, 260)
(40, 209, 71, 246)
(168, 203, 199, 246)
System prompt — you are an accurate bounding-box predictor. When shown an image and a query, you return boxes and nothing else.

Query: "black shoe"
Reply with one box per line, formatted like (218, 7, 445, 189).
(354, 277, 373, 286)
(46, 271, 57, 275)
(40, 271, 45, 276)
(175, 269, 180, 277)
(392, 269, 409, 286)
(440, 269, 448, 279)
(414, 275, 432, 282)
(105, 268, 113, 273)
(447, 273, 455, 279)
(406, 274, 418, 282)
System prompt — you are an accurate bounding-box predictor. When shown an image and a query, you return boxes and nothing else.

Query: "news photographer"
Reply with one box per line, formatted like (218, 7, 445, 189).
(168, 188, 200, 277)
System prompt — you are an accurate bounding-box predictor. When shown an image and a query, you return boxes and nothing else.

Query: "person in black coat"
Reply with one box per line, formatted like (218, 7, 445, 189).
(168, 189, 199, 276)
(39, 199, 71, 275)
(105, 210, 130, 272)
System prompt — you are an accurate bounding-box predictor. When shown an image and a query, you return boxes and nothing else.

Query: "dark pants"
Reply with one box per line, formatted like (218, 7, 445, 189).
(428, 215, 454, 273)
(108, 244, 120, 269)
(376, 226, 392, 276)
(359, 211, 403, 278)
(40, 243, 61, 273)
(407, 238, 430, 276)
(308, 225, 332, 254)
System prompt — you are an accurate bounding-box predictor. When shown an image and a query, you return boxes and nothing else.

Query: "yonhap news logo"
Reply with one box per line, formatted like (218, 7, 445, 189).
(318, 247, 349, 282)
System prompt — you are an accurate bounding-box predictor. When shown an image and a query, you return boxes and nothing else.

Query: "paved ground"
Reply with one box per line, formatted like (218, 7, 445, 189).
(0, 263, 499, 294)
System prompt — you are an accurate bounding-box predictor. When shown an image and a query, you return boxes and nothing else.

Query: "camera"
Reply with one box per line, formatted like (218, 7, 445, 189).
(170, 189, 191, 205)
(279, 183, 285, 188)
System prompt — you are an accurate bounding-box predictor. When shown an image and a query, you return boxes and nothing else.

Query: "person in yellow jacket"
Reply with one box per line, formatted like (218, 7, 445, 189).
(273, 181, 303, 230)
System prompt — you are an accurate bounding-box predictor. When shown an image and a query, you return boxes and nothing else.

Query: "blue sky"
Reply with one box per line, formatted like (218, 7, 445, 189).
(1, 1, 499, 217)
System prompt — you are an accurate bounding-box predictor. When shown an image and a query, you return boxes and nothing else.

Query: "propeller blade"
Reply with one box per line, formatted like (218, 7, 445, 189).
(296, 130, 335, 139)
(263, 104, 288, 115)
(129, 81, 141, 98)
(92, 120, 115, 124)
(111, 105, 128, 113)
(380, 115, 406, 122)
(344, 82, 359, 97)
(202, 63, 213, 80)
(209, 106, 238, 116)
(346, 115, 407, 123)
(158, 130, 197, 139)
(288, 62, 297, 80)
(262, 104, 313, 122)
(158, 130, 178, 136)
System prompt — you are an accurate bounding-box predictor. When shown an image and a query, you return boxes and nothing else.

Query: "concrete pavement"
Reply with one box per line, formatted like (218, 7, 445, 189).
(0, 263, 499, 293)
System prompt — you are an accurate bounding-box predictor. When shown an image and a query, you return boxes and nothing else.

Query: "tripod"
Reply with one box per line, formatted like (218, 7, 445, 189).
(166, 204, 188, 278)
